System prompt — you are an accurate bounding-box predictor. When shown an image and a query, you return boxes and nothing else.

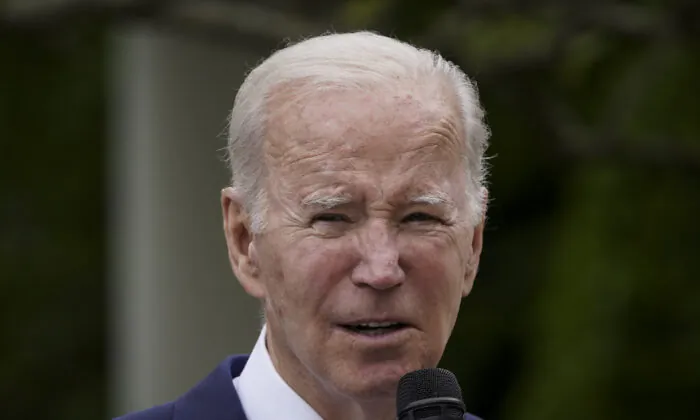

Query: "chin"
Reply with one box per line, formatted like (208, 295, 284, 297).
(331, 357, 422, 400)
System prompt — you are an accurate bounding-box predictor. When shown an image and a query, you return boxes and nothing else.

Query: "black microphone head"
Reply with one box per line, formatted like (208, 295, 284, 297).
(396, 368, 464, 418)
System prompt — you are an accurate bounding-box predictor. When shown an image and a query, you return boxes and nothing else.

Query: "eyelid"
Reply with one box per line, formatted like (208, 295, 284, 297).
(312, 213, 352, 223)
(402, 211, 444, 223)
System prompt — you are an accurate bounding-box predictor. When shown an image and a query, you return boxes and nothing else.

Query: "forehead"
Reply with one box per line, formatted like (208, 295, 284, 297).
(268, 82, 460, 148)
(264, 84, 465, 201)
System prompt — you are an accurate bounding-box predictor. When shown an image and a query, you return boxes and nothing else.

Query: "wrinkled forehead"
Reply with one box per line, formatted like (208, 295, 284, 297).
(263, 82, 464, 167)
(260, 83, 468, 207)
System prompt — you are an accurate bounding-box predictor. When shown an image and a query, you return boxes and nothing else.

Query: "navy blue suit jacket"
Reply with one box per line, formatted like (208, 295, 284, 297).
(114, 355, 481, 420)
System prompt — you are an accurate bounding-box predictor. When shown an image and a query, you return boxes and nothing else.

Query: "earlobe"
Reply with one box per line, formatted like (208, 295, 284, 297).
(221, 187, 266, 299)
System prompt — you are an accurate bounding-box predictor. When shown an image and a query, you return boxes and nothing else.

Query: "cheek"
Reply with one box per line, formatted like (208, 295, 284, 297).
(263, 234, 357, 321)
(401, 235, 465, 314)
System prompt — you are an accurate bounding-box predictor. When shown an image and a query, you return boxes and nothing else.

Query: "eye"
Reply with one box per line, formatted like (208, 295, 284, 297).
(402, 212, 442, 223)
(312, 213, 352, 223)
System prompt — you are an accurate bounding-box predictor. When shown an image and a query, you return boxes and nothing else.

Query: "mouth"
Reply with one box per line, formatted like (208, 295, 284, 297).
(338, 321, 411, 337)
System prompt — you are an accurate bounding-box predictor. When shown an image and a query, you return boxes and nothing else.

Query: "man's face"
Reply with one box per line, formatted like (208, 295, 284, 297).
(224, 85, 485, 402)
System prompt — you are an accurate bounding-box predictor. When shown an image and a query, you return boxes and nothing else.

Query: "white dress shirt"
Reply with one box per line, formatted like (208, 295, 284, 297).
(233, 325, 323, 420)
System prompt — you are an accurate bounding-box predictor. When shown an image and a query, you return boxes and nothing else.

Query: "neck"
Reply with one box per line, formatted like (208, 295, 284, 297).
(265, 328, 397, 420)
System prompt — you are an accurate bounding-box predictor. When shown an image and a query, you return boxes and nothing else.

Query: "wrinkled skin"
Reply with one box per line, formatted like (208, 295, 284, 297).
(222, 84, 485, 420)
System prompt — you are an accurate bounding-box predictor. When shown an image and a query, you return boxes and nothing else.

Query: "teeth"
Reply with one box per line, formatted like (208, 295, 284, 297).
(357, 322, 397, 328)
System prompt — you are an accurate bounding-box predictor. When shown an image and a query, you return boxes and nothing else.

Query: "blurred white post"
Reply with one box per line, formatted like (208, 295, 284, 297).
(108, 25, 262, 416)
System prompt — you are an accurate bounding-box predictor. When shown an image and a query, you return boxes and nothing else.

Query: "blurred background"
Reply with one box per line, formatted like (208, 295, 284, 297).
(1, 0, 699, 419)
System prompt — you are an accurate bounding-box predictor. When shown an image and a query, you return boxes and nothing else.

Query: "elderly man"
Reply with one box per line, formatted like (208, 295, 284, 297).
(117, 31, 489, 420)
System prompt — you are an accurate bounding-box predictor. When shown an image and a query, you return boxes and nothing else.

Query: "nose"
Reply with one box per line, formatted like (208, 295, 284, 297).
(350, 220, 405, 290)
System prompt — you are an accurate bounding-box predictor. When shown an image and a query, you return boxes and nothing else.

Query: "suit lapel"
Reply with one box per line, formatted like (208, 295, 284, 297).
(172, 355, 249, 420)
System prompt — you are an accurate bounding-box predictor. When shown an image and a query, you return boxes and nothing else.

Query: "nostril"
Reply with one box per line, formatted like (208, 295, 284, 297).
(350, 260, 405, 290)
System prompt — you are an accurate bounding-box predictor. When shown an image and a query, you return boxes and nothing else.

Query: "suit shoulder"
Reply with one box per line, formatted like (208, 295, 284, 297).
(113, 402, 174, 420)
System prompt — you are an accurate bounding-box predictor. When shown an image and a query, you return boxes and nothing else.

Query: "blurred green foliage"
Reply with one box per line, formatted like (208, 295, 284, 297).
(1, 1, 698, 419)
(0, 23, 107, 420)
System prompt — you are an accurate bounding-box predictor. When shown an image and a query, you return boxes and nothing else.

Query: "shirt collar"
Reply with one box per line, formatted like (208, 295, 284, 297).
(233, 325, 323, 420)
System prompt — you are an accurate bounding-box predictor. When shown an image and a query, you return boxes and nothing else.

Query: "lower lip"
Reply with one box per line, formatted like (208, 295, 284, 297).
(336, 325, 413, 344)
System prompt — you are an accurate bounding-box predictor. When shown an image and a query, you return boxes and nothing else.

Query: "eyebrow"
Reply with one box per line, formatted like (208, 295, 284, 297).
(301, 192, 353, 210)
(408, 191, 457, 209)
(301, 190, 457, 211)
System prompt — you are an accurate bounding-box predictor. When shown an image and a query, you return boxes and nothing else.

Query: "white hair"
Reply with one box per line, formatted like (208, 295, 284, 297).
(226, 31, 490, 232)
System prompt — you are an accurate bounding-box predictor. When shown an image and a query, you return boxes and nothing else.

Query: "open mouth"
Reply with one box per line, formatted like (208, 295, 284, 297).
(339, 322, 409, 336)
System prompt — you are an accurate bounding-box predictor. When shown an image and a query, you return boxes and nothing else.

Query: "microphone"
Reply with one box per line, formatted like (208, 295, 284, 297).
(396, 368, 466, 420)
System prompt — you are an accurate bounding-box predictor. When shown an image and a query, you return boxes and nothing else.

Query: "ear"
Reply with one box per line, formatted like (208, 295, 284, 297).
(462, 188, 487, 297)
(221, 187, 266, 299)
